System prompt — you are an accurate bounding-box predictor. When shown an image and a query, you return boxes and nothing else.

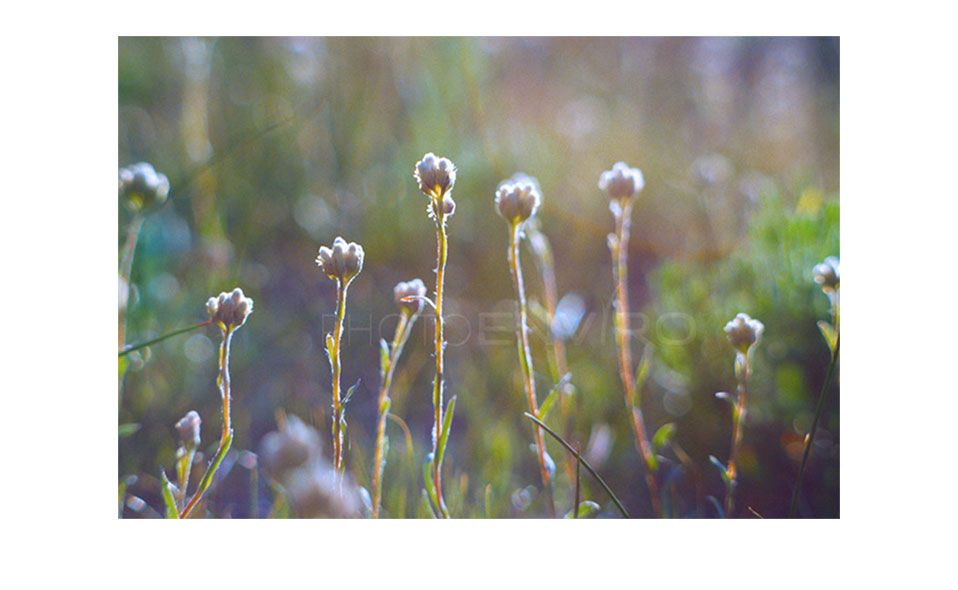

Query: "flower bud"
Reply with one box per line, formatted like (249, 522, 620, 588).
(414, 152, 457, 199)
(495, 181, 541, 225)
(316, 236, 365, 285)
(206, 287, 254, 331)
(598, 161, 644, 201)
(813, 256, 840, 291)
(175, 410, 202, 450)
(394, 278, 427, 315)
(724, 313, 764, 355)
(119, 162, 170, 211)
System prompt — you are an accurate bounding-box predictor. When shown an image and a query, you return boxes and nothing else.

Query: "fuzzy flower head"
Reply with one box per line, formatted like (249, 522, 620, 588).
(316, 237, 365, 286)
(813, 256, 840, 292)
(394, 278, 427, 316)
(598, 162, 645, 201)
(414, 152, 457, 199)
(206, 287, 254, 332)
(175, 410, 202, 450)
(495, 181, 541, 226)
(119, 162, 170, 212)
(724, 313, 764, 355)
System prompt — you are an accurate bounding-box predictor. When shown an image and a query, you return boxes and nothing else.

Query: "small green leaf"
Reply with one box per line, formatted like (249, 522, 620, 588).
(160, 469, 179, 519)
(379, 338, 390, 380)
(118, 355, 129, 380)
(709, 455, 730, 484)
(436, 396, 456, 467)
(633, 345, 652, 397)
(343, 379, 362, 405)
(118, 423, 141, 438)
(715, 391, 734, 405)
(538, 390, 559, 421)
(645, 452, 659, 473)
(651, 423, 676, 454)
(817, 320, 837, 352)
(564, 500, 601, 519)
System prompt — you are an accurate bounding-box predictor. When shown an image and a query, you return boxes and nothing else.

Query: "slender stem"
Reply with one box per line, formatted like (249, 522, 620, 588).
(119, 320, 212, 357)
(789, 334, 840, 518)
(181, 327, 234, 518)
(432, 205, 449, 517)
(524, 413, 629, 518)
(508, 222, 556, 517)
(611, 199, 661, 516)
(527, 227, 576, 484)
(372, 310, 414, 518)
(331, 280, 348, 477)
(118, 215, 145, 352)
(725, 353, 748, 517)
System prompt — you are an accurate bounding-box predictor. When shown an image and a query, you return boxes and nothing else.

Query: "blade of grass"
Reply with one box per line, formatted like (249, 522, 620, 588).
(789, 335, 840, 518)
(119, 320, 212, 357)
(523, 412, 629, 518)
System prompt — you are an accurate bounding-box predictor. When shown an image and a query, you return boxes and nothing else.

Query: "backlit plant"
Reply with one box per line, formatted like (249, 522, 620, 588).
(371, 279, 426, 518)
(495, 178, 557, 517)
(600, 161, 662, 516)
(414, 152, 458, 518)
(316, 237, 365, 479)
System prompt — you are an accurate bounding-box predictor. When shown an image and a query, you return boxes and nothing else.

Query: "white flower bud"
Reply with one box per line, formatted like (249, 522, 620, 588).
(316, 236, 365, 285)
(495, 181, 541, 225)
(724, 313, 764, 355)
(598, 161, 645, 201)
(119, 162, 170, 211)
(206, 287, 254, 331)
(175, 410, 202, 450)
(414, 152, 457, 199)
(813, 256, 840, 291)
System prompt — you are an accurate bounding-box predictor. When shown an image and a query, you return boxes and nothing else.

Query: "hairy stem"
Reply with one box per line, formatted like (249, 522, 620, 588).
(789, 334, 840, 518)
(509, 223, 555, 517)
(527, 227, 576, 484)
(725, 353, 748, 517)
(181, 327, 234, 518)
(331, 280, 348, 477)
(611, 199, 661, 516)
(432, 208, 449, 517)
(372, 310, 414, 518)
(118, 215, 145, 352)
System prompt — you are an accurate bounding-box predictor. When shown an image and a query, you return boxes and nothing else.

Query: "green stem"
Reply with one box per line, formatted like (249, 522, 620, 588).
(789, 334, 840, 518)
(181, 327, 234, 518)
(119, 321, 212, 357)
(509, 222, 555, 518)
(331, 280, 348, 477)
(524, 413, 629, 518)
(432, 206, 449, 517)
(611, 200, 660, 516)
(372, 310, 415, 518)
(118, 214, 145, 352)
(725, 353, 748, 517)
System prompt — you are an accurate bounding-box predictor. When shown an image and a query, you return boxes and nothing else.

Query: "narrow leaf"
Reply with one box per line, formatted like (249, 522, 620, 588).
(160, 469, 179, 519)
(379, 338, 390, 380)
(817, 320, 837, 352)
(343, 379, 362, 405)
(651, 423, 676, 454)
(706, 495, 725, 519)
(118, 423, 141, 438)
(436, 396, 457, 467)
(709, 455, 730, 484)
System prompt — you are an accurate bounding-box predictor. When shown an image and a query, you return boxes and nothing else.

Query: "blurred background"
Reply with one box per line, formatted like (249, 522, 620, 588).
(119, 37, 839, 518)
